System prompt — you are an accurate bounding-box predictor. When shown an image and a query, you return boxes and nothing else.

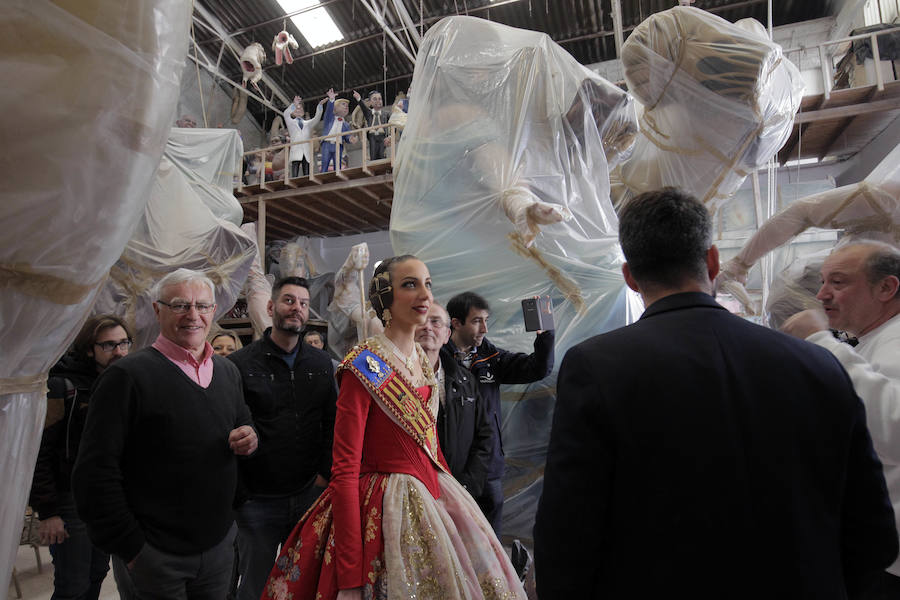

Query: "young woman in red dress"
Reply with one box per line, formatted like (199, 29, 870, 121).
(261, 255, 525, 600)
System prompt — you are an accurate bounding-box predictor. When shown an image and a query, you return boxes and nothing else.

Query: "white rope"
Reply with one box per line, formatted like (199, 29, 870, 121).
(190, 16, 209, 127)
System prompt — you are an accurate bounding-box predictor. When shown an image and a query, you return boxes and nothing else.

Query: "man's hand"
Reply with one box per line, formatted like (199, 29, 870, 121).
(383, 137, 392, 148)
(352, 90, 361, 102)
(319, 97, 328, 106)
(781, 309, 829, 340)
(349, 135, 359, 144)
(228, 425, 258, 456)
(314, 474, 329, 488)
(38, 516, 68, 545)
(293, 95, 302, 106)
(326, 88, 336, 102)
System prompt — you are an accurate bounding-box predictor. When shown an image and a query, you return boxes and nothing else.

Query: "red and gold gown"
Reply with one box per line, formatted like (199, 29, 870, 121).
(261, 340, 525, 600)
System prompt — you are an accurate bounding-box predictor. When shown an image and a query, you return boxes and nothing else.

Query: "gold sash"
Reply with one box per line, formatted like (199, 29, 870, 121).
(340, 343, 448, 474)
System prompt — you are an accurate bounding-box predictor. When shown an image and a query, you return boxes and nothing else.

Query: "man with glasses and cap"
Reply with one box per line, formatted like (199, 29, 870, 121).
(74, 268, 258, 600)
(30, 314, 133, 600)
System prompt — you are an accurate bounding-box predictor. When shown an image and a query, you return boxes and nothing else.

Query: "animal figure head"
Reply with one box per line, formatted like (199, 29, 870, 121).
(240, 43, 266, 88)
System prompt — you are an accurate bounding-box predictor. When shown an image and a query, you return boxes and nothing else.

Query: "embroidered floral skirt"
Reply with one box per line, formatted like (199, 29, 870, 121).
(262, 471, 526, 600)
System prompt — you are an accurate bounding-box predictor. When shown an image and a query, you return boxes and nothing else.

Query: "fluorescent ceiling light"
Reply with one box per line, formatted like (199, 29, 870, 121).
(275, 0, 344, 48)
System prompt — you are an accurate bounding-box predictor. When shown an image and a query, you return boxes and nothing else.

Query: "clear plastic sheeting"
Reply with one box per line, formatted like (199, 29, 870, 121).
(93, 131, 258, 349)
(614, 6, 803, 212)
(0, 0, 189, 591)
(719, 143, 900, 322)
(390, 16, 643, 542)
(241, 222, 273, 340)
(165, 128, 245, 225)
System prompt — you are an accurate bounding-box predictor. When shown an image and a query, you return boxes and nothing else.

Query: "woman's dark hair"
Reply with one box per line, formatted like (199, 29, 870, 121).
(369, 255, 419, 325)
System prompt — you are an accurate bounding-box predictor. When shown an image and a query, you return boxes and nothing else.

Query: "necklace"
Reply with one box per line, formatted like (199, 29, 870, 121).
(379, 334, 417, 372)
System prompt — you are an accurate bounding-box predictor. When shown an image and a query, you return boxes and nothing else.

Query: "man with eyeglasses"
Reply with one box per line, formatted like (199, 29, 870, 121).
(415, 302, 493, 497)
(74, 268, 258, 600)
(445, 291, 555, 535)
(29, 314, 133, 600)
(227, 276, 337, 600)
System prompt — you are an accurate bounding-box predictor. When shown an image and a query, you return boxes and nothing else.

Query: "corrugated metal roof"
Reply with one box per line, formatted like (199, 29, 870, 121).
(192, 0, 837, 130)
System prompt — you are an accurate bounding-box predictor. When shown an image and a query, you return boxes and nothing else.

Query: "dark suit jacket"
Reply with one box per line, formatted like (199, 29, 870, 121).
(534, 292, 897, 599)
(436, 347, 493, 497)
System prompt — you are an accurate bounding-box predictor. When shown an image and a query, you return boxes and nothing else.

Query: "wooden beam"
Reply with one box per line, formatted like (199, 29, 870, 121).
(332, 190, 389, 222)
(238, 174, 394, 203)
(301, 193, 378, 228)
(262, 204, 326, 236)
(817, 88, 880, 161)
(270, 198, 365, 235)
(793, 97, 900, 124)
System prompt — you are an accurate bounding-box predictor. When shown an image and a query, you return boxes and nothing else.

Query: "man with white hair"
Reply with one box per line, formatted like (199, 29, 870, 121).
(74, 268, 258, 600)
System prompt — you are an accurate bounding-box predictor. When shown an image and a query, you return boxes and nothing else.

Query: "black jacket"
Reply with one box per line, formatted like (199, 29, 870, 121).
(535, 292, 898, 599)
(436, 347, 493, 497)
(446, 329, 554, 479)
(29, 354, 98, 519)
(228, 329, 337, 497)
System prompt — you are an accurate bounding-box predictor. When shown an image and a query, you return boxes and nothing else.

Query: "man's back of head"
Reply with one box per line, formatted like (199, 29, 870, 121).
(618, 188, 716, 302)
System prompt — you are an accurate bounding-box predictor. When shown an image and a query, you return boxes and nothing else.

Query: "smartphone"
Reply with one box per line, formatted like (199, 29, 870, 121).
(521, 296, 554, 331)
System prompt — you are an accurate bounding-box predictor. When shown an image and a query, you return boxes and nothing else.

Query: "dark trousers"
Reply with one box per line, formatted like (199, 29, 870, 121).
(128, 523, 236, 600)
(48, 493, 110, 600)
(853, 570, 900, 600)
(235, 482, 324, 600)
(111, 555, 137, 599)
(367, 133, 386, 160)
(290, 158, 309, 177)
(320, 142, 343, 172)
(476, 476, 504, 537)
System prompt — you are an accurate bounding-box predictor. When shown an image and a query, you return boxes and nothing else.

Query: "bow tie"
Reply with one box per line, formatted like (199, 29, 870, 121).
(336, 117, 343, 121)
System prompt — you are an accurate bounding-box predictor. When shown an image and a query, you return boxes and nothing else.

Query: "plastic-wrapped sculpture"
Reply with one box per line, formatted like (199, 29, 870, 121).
(240, 42, 266, 93)
(327, 243, 383, 356)
(240, 223, 273, 340)
(719, 143, 900, 320)
(614, 6, 803, 213)
(272, 30, 298, 65)
(91, 129, 257, 348)
(0, 0, 188, 590)
(391, 16, 642, 539)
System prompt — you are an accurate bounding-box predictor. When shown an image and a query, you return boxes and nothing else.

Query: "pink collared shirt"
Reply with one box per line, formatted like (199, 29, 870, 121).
(152, 334, 215, 388)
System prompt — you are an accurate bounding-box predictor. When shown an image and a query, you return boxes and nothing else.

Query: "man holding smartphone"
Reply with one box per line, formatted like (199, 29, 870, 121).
(445, 291, 555, 534)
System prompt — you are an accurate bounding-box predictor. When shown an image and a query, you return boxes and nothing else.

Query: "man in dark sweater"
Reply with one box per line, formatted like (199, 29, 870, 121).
(227, 276, 337, 600)
(445, 291, 555, 535)
(73, 269, 258, 600)
(30, 314, 132, 600)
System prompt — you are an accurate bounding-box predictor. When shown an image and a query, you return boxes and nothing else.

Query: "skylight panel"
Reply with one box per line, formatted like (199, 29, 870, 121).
(275, 0, 344, 48)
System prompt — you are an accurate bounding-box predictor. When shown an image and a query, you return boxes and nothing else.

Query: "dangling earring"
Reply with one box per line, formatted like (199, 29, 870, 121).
(382, 308, 392, 328)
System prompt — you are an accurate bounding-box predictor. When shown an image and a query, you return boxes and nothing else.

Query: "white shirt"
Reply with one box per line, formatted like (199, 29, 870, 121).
(808, 313, 900, 575)
(282, 102, 323, 163)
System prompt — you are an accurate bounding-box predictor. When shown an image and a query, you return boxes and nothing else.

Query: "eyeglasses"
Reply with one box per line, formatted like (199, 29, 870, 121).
(157, 301, 217, 314)
(95, 340, 133, 352)
(426, 317, 448, 329)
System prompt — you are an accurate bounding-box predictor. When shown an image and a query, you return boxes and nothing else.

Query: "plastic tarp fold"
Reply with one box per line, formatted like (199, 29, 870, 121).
(614, 6, 803, 212)
(0, 0, 189, 590)
(92, 129, 257, 349)
(390, 16, 643, 541)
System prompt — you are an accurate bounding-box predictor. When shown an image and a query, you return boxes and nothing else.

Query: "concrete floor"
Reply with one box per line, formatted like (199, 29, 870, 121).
(7, 541, 534, 600)
(7, 544, 119, 600)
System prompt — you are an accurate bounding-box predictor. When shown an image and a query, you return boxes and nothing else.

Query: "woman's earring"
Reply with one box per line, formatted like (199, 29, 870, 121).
(382, 308, 392, 328)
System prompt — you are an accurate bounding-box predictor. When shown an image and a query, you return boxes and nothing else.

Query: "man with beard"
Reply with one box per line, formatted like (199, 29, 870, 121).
(228, 276, 337, 600)
(30, 315, 133, 599)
